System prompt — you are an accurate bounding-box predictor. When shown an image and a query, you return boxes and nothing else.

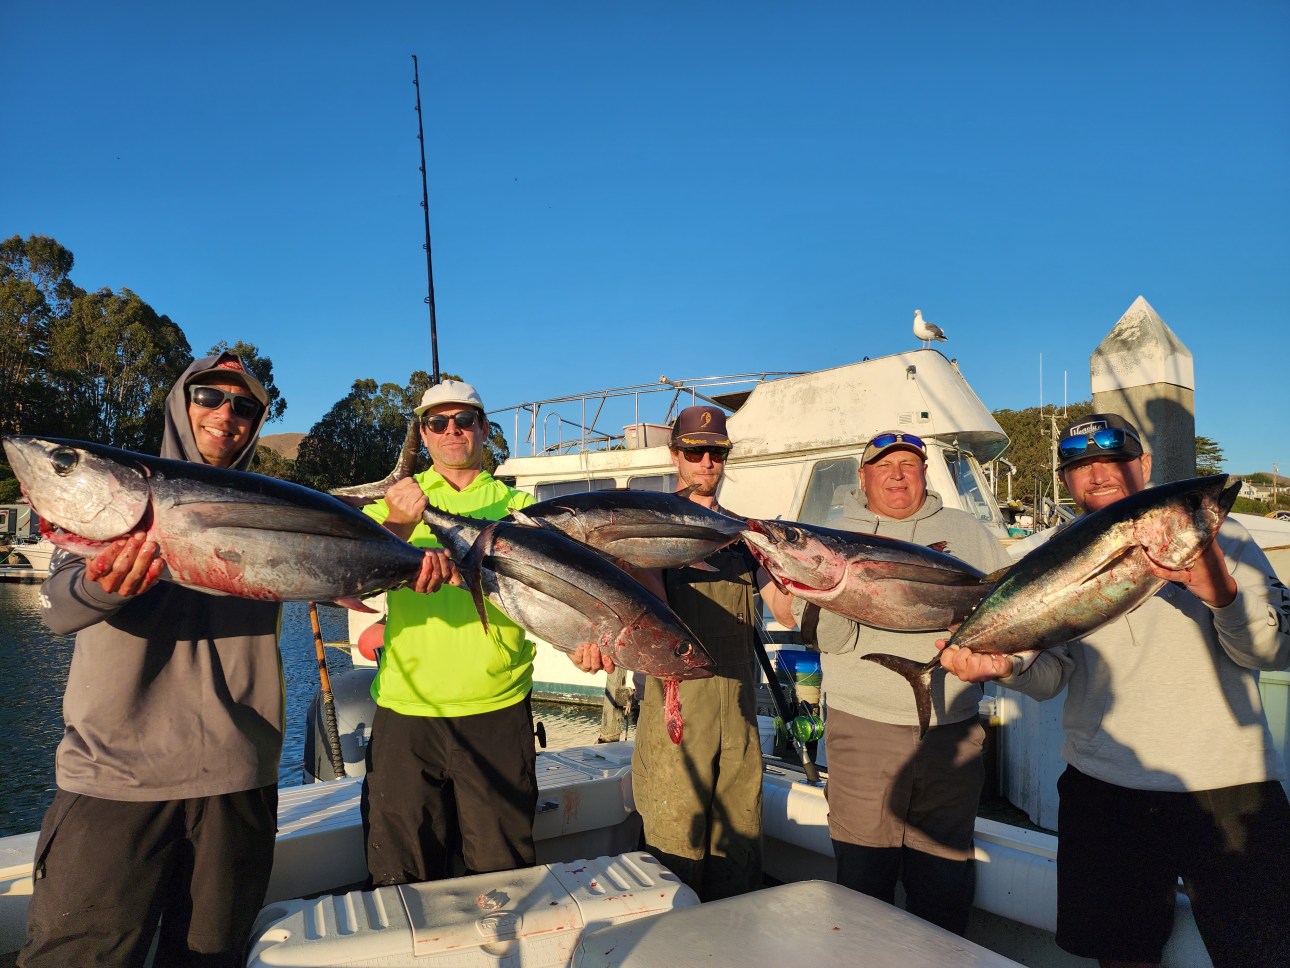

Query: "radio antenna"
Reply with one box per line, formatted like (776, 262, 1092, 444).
(412, 54, 440, 385)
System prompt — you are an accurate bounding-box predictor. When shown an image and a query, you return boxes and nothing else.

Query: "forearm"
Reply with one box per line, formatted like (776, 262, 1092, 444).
(1210, 544, 1290, 671)
(41, 555, 129, 635)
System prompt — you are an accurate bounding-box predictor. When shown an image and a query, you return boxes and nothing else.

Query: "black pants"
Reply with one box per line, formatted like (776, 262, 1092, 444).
(19, 786, 277, 968)
(361, 697, 538, 886)
(833, 840, 976, 936)
(1056, 766, 1290, 967)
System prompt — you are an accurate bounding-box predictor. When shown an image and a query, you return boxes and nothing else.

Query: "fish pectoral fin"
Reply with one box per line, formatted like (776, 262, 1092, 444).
(869, 562, 989, 587)
(1077, 544, 1139, 586)
(596, 522, 739, 543)
(507, 508, 540, 527)
(486, 555, 620, 625)
(179, 502, 379, 540)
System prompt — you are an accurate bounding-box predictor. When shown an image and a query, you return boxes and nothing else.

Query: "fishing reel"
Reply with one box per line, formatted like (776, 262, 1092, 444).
(774, 701, 824, 745)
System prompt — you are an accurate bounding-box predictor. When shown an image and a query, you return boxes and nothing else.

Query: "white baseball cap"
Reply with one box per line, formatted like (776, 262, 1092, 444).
(413, 379, 485, 416)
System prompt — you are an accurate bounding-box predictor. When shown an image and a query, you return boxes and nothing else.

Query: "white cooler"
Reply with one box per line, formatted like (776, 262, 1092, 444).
(247, 851, 698, 967)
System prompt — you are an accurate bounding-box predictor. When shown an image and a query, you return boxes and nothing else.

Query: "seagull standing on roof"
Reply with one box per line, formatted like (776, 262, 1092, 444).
(913, 309, 947, 348)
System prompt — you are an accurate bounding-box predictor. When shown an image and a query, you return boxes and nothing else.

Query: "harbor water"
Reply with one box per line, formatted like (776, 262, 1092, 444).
(0, 582, 602, 838)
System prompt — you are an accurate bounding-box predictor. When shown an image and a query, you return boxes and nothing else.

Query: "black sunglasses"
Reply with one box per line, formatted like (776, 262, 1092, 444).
(189, 385, 262, 420)
(680, 445, 729, 463)
(423, 410, 481, 434)
(1058, 427, 1139, 461)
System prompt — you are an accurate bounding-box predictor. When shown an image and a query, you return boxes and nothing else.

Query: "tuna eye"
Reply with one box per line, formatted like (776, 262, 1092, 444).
(675, 641, 694, 658)
(51, 448, 79, 476)
(783, 527, 800, 542)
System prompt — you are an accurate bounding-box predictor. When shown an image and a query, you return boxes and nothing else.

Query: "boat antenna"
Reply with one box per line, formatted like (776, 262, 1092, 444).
(412, 54, 440, 385)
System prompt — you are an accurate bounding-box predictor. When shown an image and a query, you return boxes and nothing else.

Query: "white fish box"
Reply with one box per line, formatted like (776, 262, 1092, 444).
(247, 851, 698, 967)
(572, 879, 1024, 967)
(622, 423, 671, 449)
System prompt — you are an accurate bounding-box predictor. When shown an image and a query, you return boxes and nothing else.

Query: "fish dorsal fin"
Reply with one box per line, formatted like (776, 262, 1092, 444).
(486, 555, 621, 630)
(927, 540, 950, 553)
(179, 501, 381, 540)
(981, 565, 1011, 584)
(1079, 544, 1139, 585)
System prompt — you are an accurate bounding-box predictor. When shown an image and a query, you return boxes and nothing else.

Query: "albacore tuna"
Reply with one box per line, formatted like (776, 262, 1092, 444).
(508, 487, 746, 569)
(863, 474, 1243, 737)
(741, 518, 997, 631)
(421, 505, 715, 742)
(3, 435, 427, 605)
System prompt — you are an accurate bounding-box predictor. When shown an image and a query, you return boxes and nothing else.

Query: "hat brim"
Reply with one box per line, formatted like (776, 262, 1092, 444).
(672, 433, 732, 448)
(1057, 441, 1143, 472)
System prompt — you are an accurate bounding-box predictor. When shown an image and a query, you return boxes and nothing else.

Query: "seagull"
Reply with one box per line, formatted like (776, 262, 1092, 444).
(913, 309, 947, 348)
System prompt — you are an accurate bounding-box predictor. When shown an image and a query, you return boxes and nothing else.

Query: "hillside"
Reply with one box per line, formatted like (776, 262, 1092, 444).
(260, 432, 305, 460)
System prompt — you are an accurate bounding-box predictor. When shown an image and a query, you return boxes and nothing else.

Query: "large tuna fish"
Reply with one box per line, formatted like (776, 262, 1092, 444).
(863, 474, 1243, 737)
(2, 435, 426, 605)
(508, 488, 746, 569)
(741, 518, 996, 631)
(421, 505, 715, 743)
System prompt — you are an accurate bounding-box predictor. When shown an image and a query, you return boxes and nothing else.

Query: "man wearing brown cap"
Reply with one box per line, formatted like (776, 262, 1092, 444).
(21, 353, 282, 967)
(942, 413, 1290, 968)
(784, 429, 1011, 936)
(360, 379, 540, 888)
(575, 404, 790, 900)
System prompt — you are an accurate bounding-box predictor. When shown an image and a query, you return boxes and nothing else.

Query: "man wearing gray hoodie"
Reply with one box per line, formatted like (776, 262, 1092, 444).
(795, 430, 1011, 936)
(20, 353, 282, 968)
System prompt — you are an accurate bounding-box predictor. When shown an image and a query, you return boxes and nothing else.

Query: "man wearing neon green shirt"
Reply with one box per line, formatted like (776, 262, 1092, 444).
(360, 379, 537, 885)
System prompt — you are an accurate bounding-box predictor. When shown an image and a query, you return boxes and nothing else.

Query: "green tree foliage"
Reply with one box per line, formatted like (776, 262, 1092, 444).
(251, 444, 295, 480)
(45, 287, 193, 451)
(1195, 436, 1224, 476)
(294, 376, 429, 491)
(991, 402, 1095, 504)
(207, 339, 287, 424)
(0, 235, 77, 435)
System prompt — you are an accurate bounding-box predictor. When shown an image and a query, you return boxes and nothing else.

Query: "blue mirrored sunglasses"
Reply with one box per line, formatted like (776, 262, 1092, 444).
(1058, 427, 1139, 461)
(869, 432, 925, 452)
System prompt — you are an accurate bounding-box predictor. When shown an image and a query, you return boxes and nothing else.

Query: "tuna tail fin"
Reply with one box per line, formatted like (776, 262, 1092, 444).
(860, 652, 941, 739)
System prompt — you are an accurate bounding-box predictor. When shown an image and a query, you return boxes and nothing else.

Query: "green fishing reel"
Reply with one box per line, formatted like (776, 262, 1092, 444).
(774, 703, 824, 745)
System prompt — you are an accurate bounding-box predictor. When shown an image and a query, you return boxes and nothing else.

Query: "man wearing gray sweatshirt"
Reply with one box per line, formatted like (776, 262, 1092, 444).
(793, 430, 1012, 935)
(20, 353, 282, 968)
(942, 413, 1290, 968)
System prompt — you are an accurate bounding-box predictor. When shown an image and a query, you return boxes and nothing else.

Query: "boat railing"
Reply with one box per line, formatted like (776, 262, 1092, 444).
(490, 371, 801, 458)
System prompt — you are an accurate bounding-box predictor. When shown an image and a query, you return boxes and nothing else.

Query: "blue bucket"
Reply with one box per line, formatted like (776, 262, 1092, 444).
(775, 648, 822, 687)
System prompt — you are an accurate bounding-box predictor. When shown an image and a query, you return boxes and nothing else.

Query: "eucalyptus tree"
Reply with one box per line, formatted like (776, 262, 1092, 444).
(0, 235, 77, 435)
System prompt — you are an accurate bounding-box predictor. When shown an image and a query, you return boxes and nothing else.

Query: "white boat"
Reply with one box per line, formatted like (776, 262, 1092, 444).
(3, 538, 56, 576)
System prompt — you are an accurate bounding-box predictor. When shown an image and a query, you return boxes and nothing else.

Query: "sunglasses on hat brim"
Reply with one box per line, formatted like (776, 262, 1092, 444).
(867, 432, 926, 454)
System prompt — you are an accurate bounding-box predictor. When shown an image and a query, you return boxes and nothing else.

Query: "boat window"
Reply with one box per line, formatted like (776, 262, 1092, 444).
(627, 474, 677, 492)
(942, 450, 1003, 527)
(534, 478, 618, 501)
(798, 458, 859, 526)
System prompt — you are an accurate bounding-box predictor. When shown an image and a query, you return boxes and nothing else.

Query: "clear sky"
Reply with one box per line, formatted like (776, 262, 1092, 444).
(5, 2, 1287, 474)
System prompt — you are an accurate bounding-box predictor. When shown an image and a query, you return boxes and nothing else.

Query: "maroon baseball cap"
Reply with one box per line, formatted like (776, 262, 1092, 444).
(670, 405, 732, 448)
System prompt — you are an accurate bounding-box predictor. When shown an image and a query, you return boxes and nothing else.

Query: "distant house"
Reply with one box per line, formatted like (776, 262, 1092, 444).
(1239, 480, 1273, 502)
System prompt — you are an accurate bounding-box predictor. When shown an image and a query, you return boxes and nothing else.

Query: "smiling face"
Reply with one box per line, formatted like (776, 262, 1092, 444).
(859, 447, 927, 519)
(420, 403, 486, 474)
(186, 378, 258, 467)
(1061, 453, 1153, 513)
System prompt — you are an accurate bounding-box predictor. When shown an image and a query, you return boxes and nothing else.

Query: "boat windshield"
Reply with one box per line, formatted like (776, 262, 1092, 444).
(942, 449, 1004, 528)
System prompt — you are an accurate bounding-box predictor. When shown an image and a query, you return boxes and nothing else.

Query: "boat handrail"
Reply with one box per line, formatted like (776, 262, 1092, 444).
(490, 370, 802, 458)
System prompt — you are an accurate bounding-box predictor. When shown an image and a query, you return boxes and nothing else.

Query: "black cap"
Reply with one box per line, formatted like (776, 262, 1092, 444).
(1057, 413, 1144, 470)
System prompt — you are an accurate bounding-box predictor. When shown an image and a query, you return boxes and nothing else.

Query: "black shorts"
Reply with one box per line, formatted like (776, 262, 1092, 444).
(361, 696, 537, 886)
(20, 786, 277, 968)
(1055, 766, 1290, 968)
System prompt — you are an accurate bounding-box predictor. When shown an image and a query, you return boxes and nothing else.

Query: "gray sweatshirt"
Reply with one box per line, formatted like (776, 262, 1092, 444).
(1002, 517, 1290, 792)
(795, 487, 1013, 727)
(41, 356, 285, 801)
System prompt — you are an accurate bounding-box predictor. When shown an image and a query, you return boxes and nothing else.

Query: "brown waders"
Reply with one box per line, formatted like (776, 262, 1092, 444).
(632, 545, 764, 901)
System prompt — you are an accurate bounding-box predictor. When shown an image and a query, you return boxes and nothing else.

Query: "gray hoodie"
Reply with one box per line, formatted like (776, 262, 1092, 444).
(795, 486, 1013, 727)
(41, 355, 285, 800)
(1002, 517, 1290, 792)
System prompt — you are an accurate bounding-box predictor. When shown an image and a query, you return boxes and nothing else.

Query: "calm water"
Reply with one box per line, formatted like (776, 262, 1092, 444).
(0, 583, 601, 838)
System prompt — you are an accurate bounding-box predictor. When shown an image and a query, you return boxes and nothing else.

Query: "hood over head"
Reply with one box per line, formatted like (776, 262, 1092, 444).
(161, 353, 269, 469)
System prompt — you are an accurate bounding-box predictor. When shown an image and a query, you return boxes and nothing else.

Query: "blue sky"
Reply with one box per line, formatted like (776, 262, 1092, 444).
(5, 2, 1287, 474)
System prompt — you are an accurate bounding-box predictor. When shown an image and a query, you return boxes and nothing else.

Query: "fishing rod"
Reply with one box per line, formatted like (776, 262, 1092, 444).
(308, 601, 347, 778)
(752, 612, 822, 785)
(411, 54, 440, 385)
